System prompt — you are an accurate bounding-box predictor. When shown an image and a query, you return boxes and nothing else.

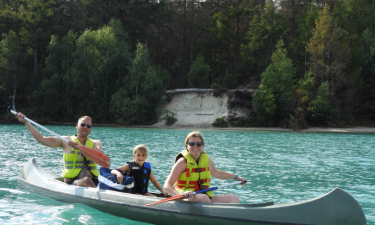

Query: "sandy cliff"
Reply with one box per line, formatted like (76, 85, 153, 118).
(152, 89, 230, 128)
(152, 88, 255, 128)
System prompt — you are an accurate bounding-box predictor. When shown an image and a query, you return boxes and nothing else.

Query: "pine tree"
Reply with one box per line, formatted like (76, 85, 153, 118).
(253, 39, 295, 126)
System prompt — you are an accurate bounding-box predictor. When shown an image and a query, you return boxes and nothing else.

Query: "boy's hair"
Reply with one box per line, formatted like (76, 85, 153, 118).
(133, 144, 148, 157)
(185, 131, 205, 149)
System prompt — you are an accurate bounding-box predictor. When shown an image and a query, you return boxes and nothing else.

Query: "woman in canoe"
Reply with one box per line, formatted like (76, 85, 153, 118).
(163, 131, 246, 203)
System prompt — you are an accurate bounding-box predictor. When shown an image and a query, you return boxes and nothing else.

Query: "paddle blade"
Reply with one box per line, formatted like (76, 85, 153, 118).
(143, 193, 186, 207)
(77, 145, 111, 168)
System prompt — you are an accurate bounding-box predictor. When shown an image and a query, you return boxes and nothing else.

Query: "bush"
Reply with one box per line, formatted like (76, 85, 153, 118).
(164, 110, 177, 126)
(230, 115, 262, 127)
(212, 117, 228, 127)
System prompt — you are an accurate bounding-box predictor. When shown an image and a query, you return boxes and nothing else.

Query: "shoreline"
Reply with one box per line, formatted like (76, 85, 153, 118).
(4, 121, 375, 133)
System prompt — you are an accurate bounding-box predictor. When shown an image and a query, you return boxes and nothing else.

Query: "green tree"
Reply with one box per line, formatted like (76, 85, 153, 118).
(110, 43, 169, 125)
(187, 55, 210, 87)
(240, 2, 288, 75)
(307, 81, 336, 125)
(253, 39, 295, 126)
(306, 5, 350, 87)
(291, 71, 314, 129)
(296, 3, 320, 74)
(33, 19, 132, 121)
(358, 28, 375, 117)
(32, 31, 78, 119)
(0, 30, 32, 110)
(333, 0, 375, 47)
(14, 0, 54, 76)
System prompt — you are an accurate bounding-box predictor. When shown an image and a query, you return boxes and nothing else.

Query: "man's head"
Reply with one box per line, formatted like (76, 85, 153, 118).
(76, 116, 92, 138)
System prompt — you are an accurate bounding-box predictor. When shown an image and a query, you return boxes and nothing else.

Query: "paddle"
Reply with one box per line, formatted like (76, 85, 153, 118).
(8, 106, 110, 168)
(143, 180, 245, 207)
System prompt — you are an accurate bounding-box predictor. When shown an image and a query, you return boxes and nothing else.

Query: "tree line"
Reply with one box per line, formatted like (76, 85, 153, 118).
(0, 0, 374, 127)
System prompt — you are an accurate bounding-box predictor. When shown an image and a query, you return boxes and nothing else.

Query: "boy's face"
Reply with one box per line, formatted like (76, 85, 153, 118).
(133, 150, 147, 166)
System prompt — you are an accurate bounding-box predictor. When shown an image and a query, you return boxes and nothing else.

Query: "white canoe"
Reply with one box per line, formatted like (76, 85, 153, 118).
(18, 158, 367, 225)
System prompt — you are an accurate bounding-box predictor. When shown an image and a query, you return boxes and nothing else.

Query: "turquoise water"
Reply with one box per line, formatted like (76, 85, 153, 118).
(0, 124, 374, 224)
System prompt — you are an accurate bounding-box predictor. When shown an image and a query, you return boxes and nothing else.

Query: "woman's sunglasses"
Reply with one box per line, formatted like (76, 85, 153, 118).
(80, 123, 92, 128)
(188, 142, 202, 147)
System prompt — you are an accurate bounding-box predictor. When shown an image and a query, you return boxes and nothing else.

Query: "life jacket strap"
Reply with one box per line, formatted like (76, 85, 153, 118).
(183, 167, 209, 177)
(64, 160, 94, 165)
(64, 165, 96, 170)
(175, 179, 210, 191)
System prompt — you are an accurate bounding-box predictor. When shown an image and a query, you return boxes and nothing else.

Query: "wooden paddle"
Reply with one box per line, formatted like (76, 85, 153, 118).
(8, 106, 111, 168)
(143, 180, 245, 207)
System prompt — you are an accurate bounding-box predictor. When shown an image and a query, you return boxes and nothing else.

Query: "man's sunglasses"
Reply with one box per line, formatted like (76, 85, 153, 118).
(188, 142, 202, 147)
(80, 123, 92, 128)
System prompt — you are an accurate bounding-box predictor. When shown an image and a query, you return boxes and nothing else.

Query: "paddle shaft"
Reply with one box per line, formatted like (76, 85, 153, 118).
(8, 108, 69, 144)
(193, 180, 243, 195)
(143, 180, 245, 206)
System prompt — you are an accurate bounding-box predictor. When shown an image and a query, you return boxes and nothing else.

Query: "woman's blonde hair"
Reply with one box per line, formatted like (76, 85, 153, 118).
(133, 144, 148, 157)
(185, 131, 205, 149)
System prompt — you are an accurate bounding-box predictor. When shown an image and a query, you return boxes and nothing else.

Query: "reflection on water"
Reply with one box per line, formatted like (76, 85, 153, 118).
(0, 124, 374, 224)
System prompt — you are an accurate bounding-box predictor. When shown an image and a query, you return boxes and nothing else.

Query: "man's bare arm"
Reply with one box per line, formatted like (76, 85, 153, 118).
(16, 112, 64, 148)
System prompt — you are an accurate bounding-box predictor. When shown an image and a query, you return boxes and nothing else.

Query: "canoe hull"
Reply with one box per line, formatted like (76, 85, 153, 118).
(18, 158, 367, 225)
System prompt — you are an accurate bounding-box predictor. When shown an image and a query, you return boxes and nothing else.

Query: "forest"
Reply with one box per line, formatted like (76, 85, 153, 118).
(0, 0, 375, 128)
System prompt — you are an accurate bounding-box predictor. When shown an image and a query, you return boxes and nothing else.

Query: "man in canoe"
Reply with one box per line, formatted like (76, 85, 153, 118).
(15, 113, 103, 188)
(163, 131, 247, 203)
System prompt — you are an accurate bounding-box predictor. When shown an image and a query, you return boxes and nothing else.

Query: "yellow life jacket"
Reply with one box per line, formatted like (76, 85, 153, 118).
(174, 150, 212, 197)
(61, 136, 99, 178)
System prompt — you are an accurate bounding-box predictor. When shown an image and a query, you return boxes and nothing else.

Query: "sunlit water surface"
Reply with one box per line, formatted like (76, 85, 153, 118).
(0, 124, 374, 224)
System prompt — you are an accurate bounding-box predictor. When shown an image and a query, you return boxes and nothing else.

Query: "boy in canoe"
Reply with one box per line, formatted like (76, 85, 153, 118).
(15, 112, 103, 188)
(111, 144, 167, 197)
(164, 131, 247, 203)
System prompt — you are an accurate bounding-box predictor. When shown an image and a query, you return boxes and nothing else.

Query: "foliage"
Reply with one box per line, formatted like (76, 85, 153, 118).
(296, 71, 314, 106)
(1, 0, 375, 125)
(295, 3, 320, 74)
(332, 0, 375, 46)
(110, 42, 169, 125)
(230, 114, 262, 127)
(358, 28, 375, 117)
(162, 110, 177, 126)
(196, 1, 255, 88)
(212, 117, 228, 127)
(253, 39, 295, 126)
(33, 19, 132, 122)
(187, 55, 210, 87)
(306, 5, 350, 92)
(279, 72, 315, 130)
(240, 2, 289, 75)
(0, 30, 32, 111)
(307, 82, 336, 125)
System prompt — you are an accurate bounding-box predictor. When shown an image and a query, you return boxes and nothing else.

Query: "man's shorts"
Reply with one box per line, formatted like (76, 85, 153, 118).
(66, 177, 99, 186)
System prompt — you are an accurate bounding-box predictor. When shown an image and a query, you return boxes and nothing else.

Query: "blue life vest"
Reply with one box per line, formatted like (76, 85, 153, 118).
(98, 167, 134, 193)
(127, 161, 151, 195)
